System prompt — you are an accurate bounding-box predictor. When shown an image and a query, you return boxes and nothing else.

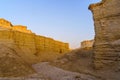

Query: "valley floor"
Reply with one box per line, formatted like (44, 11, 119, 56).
(0, 62, 101, 80)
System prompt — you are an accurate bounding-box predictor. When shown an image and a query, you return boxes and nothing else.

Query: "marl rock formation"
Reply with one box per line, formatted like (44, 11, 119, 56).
(0, 18, 69, 77)
(81, 40, 94, 49)
(89, 0, 120, 70)
(0, 18, 69, 64)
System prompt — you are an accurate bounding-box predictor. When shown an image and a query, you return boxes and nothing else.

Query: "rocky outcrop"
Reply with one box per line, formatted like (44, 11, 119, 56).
(12, 25, 32, 33)
(89, 0, 120, 69)
(81, 40, 94, 49)
(0, 18, 69, 64)
(0, 18, 12, 28)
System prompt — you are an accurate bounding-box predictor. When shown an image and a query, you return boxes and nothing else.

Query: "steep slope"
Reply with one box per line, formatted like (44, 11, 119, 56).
(0, 43, 35, 77)
(52, 48, 93, 74)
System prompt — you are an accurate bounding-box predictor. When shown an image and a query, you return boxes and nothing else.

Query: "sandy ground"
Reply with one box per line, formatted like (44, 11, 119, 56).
(0, 62, 102, 80)
(0, 73, 50, 80)
(32, 62, 101, 80)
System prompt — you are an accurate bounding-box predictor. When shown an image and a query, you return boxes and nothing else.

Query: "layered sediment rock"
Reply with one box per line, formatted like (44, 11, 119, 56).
(81, 40, 94, 49)
(0, 18, 12, 28)
(0, 18, 69, 64)
(89, 0, 120, 69)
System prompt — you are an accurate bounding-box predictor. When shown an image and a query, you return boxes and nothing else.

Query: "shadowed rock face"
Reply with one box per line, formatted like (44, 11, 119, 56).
(89, 0, 120, 69)
(0, 44, 35, 77)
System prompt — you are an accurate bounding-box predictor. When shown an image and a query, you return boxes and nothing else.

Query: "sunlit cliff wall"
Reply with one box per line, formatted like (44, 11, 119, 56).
(0, 18, 12, 28)
(81, 40, 94, 49)
(0, 18, 69, 64)
(12, 25, 32, 33)
(89, 0, 120, 69)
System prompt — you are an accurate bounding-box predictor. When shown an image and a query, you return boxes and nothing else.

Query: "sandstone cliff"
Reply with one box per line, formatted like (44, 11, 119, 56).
(0, 18, 69, 64)
(89, 0, 120, 70)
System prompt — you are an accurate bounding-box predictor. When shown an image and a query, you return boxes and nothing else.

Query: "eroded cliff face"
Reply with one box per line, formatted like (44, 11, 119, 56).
(0, 18, 69, 64)
(89, 0, 120, 69)
(81, 40, 94, 49)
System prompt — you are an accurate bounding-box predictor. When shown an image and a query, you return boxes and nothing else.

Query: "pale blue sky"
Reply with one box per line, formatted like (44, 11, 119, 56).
(0, 0, 100, 49)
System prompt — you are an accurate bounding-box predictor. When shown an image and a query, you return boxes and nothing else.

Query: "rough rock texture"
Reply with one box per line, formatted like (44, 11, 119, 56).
(0, 18, 69, 64)
(81, 40, 94, 49)
(0, 43, 35, 77)
(51, 48, 94, 74)
(0, 18, 12, 28)
(52, 48, 120, 80)
(89, 0, 120, 69)
(12, 25, 32, 33)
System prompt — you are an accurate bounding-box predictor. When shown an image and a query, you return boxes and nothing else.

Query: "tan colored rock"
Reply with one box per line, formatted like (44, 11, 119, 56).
(12, 25, 32, 33)
(89, 0, 120, 69)
(81, 40, 94, 49)
(0, 18, 12, 28)
(0, 18, 70, 63)
(0, 43, 35, 77)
